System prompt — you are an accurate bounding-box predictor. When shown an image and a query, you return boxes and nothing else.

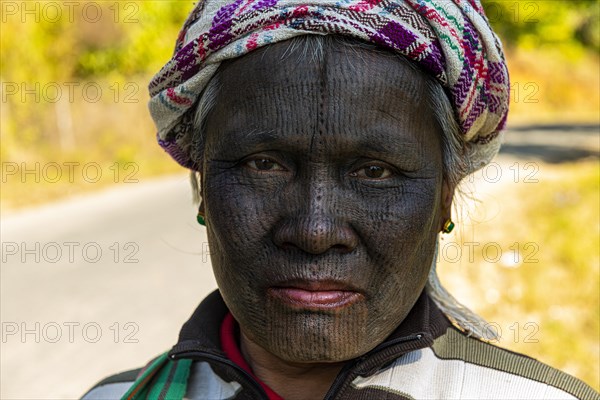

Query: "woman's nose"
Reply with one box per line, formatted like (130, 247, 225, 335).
(272, 187, 359, 255)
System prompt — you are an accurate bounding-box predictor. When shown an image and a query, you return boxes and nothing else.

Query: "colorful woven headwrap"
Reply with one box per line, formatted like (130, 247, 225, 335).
(149, 0, 509, 173)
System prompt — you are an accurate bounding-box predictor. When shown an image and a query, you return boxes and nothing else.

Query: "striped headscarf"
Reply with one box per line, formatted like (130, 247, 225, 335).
(148, 0, 509, 174)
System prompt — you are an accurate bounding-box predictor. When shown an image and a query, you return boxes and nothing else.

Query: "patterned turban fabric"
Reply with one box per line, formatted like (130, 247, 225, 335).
(148, 0, 510, 174)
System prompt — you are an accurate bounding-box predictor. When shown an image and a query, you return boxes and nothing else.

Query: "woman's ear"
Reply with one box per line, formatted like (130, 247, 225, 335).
(440, 179, 455, 230)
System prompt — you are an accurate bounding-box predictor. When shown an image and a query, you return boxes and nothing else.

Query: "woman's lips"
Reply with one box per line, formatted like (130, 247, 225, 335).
(267, 282, 364, 310)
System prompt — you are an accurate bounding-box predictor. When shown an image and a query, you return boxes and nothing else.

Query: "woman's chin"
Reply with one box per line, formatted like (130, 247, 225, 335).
(248, 306, 382, 363)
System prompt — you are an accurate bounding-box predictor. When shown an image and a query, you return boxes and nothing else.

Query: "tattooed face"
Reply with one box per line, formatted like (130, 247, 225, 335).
(201, 41, 446, 362)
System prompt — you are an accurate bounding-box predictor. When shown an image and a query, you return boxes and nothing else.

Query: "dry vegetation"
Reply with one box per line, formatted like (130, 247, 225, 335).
(440, 160, 599, 390)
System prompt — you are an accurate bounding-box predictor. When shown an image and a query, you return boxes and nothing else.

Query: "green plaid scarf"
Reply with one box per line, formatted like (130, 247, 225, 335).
(121, 353, 192, 400)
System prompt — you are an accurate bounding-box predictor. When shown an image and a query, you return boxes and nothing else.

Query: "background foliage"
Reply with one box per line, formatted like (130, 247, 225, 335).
(482, 0, 599, 53)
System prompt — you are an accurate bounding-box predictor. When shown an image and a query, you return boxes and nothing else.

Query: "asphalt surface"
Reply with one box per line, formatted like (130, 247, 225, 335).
(498, 124, 599, 163)
(1, 125, 598, 399)
(1, 175, 218, 398)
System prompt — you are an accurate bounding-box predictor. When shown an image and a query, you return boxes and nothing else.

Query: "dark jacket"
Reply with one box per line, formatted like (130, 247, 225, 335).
(82, 290, 599, 400)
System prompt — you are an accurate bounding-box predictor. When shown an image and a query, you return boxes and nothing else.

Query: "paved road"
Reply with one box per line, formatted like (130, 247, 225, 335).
(1, 175, 218, 399)
(498, 124, 598, 163)
(1, 125, 597, 399)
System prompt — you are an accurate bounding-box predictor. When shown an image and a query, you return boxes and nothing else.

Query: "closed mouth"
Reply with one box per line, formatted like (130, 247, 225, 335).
(267, 279, 364, 310)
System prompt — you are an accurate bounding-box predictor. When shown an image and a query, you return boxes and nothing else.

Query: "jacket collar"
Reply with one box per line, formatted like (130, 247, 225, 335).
(169, 289, 452, 371)
(170, 289, 230, 358)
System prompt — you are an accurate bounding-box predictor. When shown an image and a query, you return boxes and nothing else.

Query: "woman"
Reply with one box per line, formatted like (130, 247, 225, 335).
(83, 1, 598, 399)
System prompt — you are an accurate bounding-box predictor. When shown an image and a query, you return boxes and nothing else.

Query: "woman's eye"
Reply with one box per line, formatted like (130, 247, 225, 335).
(246, 158, 285, 171)
(350, 165, 393, 179)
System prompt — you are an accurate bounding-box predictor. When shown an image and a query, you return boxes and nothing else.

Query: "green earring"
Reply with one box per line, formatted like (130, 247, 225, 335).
(197, 211, 206, 226)
(442, 219, 454, 234)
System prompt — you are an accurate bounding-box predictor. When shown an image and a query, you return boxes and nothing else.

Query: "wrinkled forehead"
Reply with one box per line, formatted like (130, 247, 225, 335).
(204, 38, 443, 164)
(214, 38, 432, 108)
